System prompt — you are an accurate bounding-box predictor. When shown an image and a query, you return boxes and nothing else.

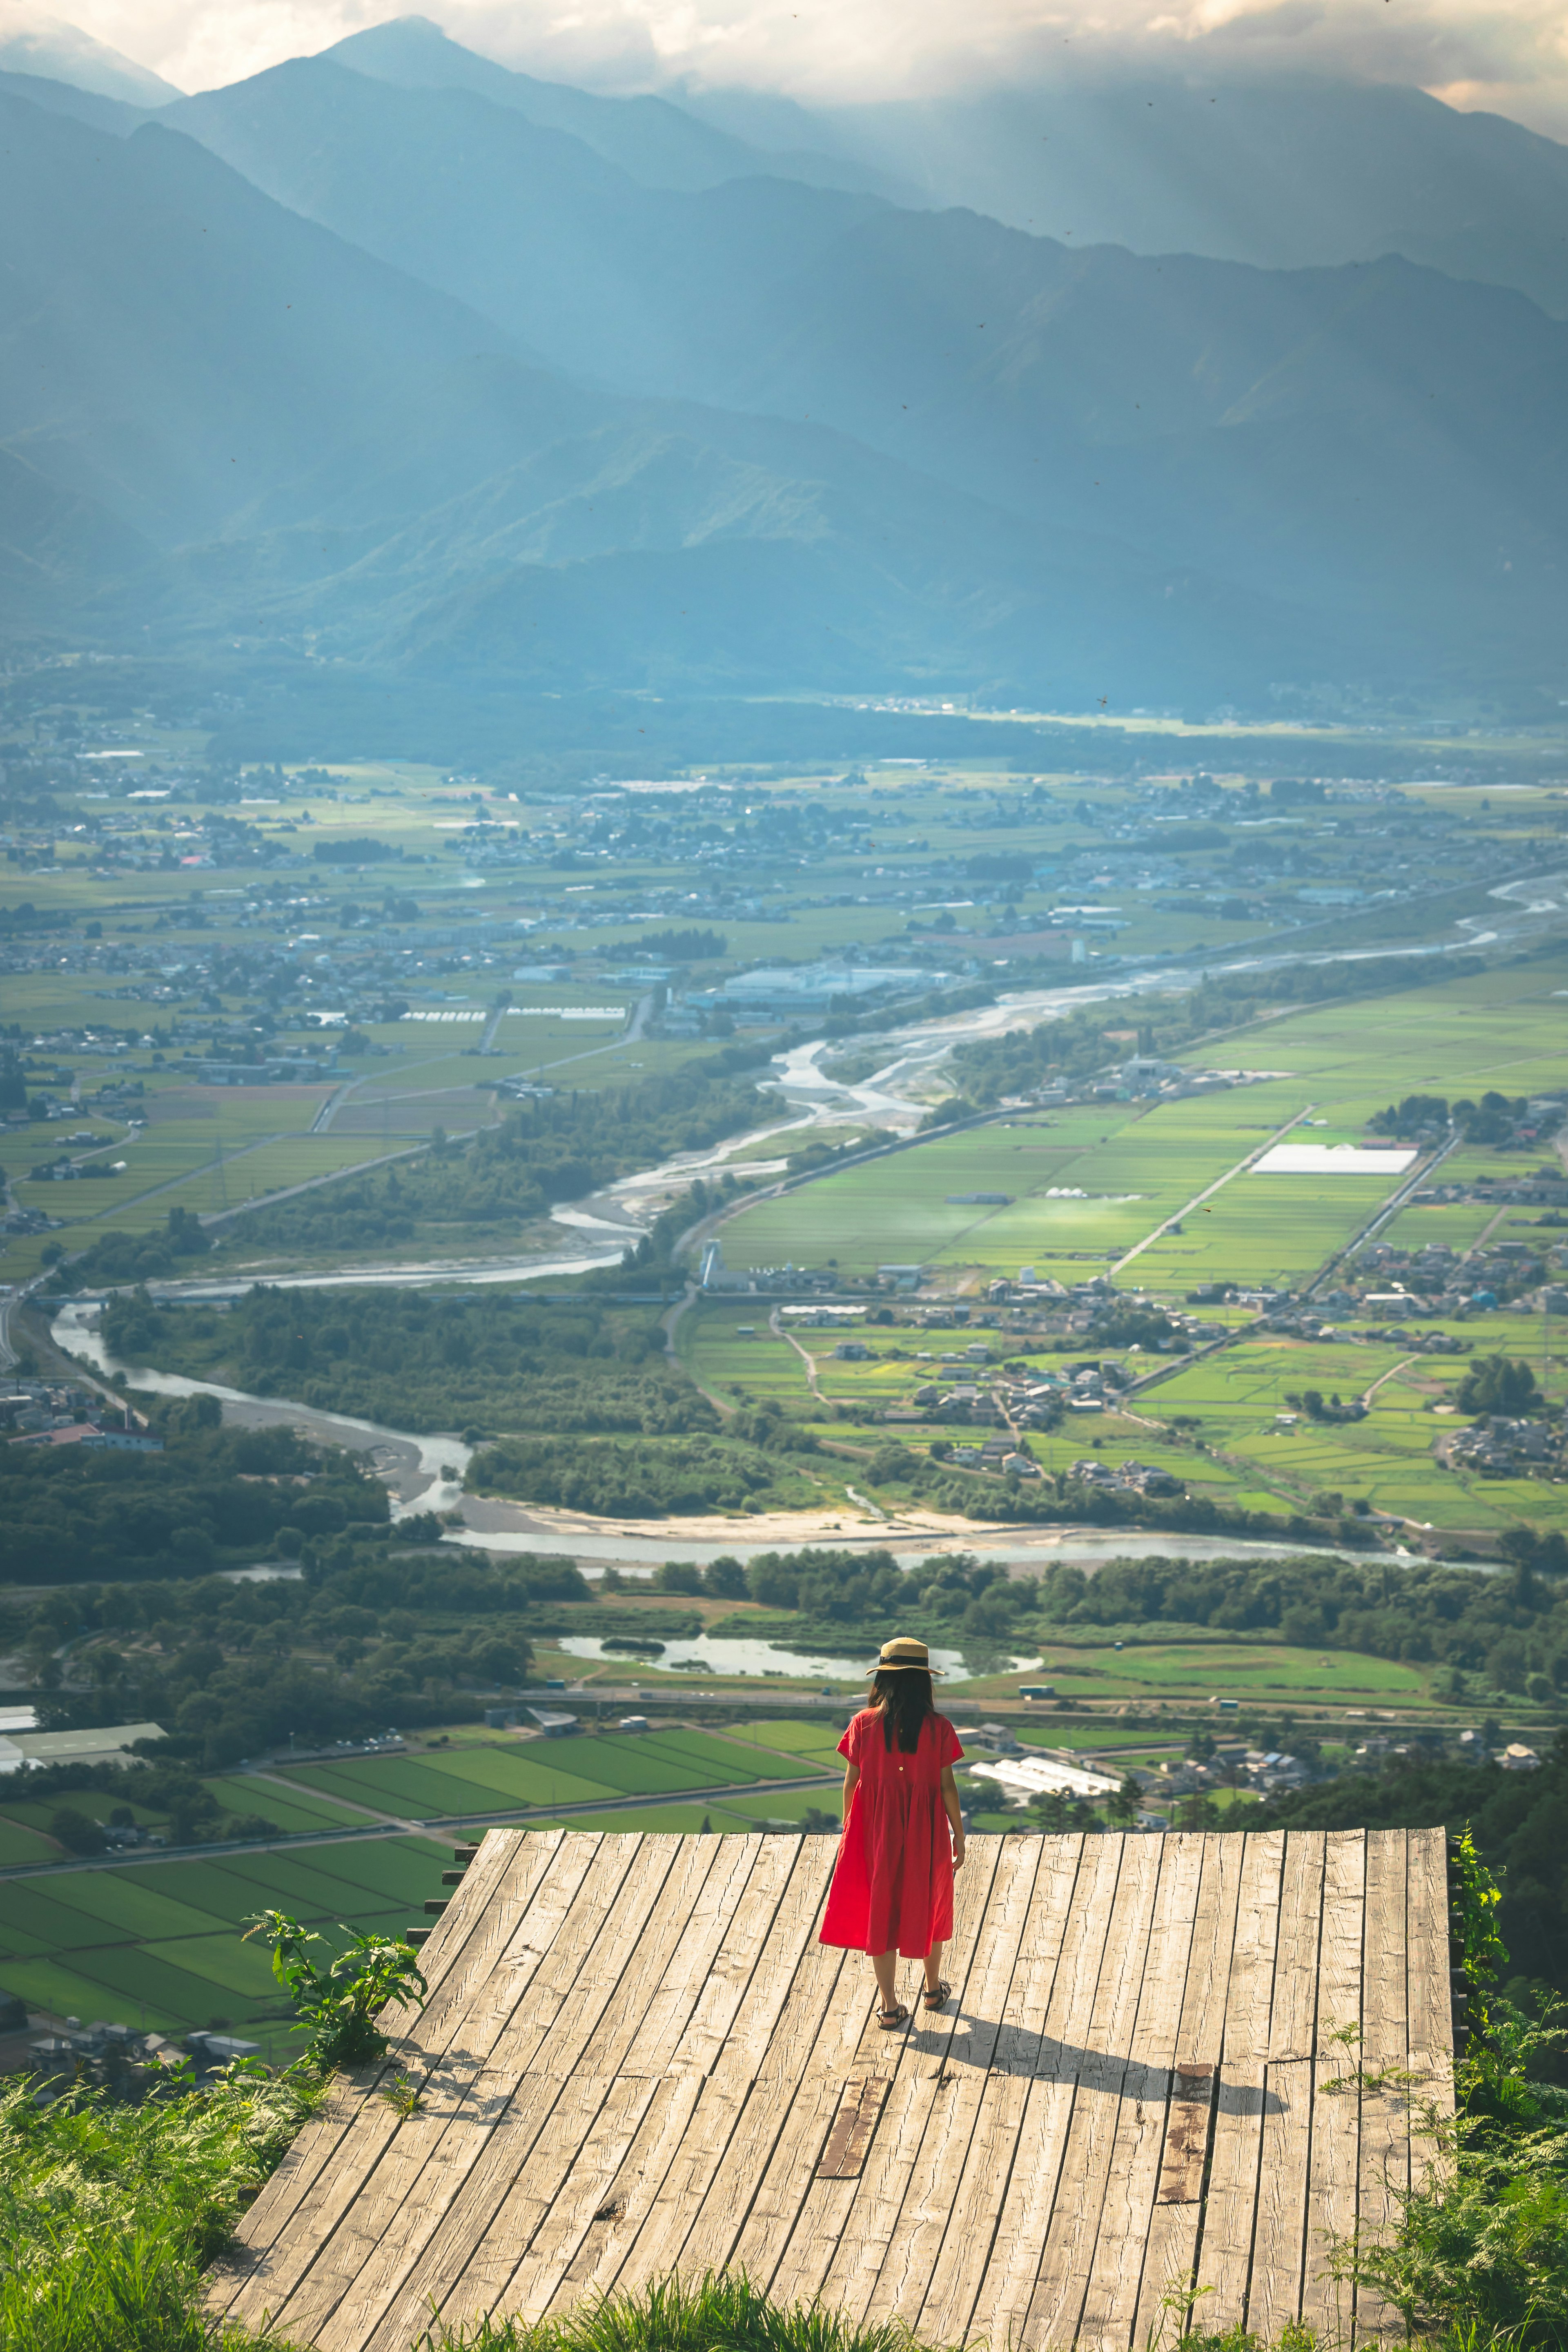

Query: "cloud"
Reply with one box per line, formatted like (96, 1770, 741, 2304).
(22, 0, 1568, 135)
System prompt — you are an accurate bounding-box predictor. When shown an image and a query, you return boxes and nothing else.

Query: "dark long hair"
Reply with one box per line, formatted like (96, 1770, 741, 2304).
(870, 1668, 936, 1753)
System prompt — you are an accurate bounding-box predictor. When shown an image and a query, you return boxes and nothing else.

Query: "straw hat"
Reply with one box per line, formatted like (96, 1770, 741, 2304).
(865, 1635, 944, 1679)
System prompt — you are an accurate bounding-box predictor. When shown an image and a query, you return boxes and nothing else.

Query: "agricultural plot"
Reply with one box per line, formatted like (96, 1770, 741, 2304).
(716, 1110, 1152, 1274)
(275, 1725, 826, 1823)
(1186, 956, 1568, 1114)
(199, 1777, 371, 1833)
(678, 1308, 814, 1408)
(1143, 1335, 1568, 1533)
(0, 1833, 444, 2045)
(1134, 1165, 1399, 1293)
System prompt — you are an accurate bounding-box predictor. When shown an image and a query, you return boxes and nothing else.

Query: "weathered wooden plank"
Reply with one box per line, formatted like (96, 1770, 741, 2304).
(1407, 1826, 1454, 2093)
(1192, 1830, 1286, 2329)
(816, 2076, 894, 2178)
(860, 1836, 1044, 2330)
(1302, 1832, 1366, 2343)
(765, 1836, 1001, 2312)
(1129, 1831, 1248, 2352)
(208, 1827, 534, 2316)
(218, 1829, 592, 2335)
(1354, 1831, 1411, 2345)
(965, 1834, 1125, 2350)
(819, 1838, 1031, 2324)
(305, 1835, 676, 2352)
(597, 1841, 844, 2296)
(541, 2072, 709, 2316)
(1022, 1834, 1167, 2349)
(1247, 1829, 1328, 2337)
(1077, 1831, 1207, 2351)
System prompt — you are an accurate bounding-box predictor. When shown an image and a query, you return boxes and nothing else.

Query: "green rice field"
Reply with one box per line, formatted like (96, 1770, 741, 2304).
(0, 1834, 447, 2054)
(275, 1723, 837, 1818)
(715, 953, 1568, 1295)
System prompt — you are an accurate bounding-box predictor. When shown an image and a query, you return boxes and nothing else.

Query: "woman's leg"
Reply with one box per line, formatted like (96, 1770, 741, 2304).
(872, 1949, 900, 2014)
(924, 1940, 946, 1996)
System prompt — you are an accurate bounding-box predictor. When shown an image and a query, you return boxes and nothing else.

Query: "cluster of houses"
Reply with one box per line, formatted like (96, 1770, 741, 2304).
(1352, 1236, 1562, 1316)
(937, 1436, 1040, 1477)
(1445, 1415, 1562, 1477)
(0, 1380, 161, 1452)
(1068, 1456, 1184, 1499)
(12, 2012, 261, 2098)
(1156, 1742, 1312, 1797)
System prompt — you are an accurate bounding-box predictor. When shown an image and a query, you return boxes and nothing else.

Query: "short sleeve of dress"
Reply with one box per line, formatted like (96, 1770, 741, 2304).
(938, 1718, 964, 1767)
(838, 1713, 863, 1765)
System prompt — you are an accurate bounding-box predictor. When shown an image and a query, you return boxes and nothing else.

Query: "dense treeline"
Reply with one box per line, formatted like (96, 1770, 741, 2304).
(51, 1204, 211, 1289)
(201, 1049, 779, 1256)
(949, 953, 1486, 1105)
(0, 1411, 386, 1586)
(102, 1287, 713, 1439)
(2, 1543, 590, 1770)
(1263, 1736, 1568, 2002)
(1033, 1552, 1568, 1699)
(469, 1432, 820, 1517)
(731, 1545, 1037, 1654)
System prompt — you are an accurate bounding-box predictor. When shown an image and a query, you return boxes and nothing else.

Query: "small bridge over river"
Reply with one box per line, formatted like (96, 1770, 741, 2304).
(214, 1825, 1452, 2351)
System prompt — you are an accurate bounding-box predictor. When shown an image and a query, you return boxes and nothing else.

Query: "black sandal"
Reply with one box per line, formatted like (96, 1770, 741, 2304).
(922, 1980, 951, 2011)
(877, 2002, 910, 2029)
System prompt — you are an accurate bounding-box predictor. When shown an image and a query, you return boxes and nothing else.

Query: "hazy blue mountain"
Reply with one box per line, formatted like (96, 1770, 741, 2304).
(0, 5, 178, 102)
(684, 70, 1568, 320)
(155, 56, 1568, 679)
(194, 384, 1327, 702)
(0, 442, 152, 627)
(0, 86, 1316, 705)
(0, 63, 149, 130)
(4, 63, 1564, 704)
(0, 91, 519, 542)
(325, 17, 912, 201)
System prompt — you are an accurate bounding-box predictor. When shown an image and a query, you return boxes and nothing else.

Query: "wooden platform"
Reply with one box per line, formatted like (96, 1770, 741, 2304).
(213, 1827, 1452, 2351)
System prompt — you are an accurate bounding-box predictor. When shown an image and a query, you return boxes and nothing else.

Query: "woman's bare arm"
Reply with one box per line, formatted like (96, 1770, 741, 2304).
(940, 1763, 966, 1869)
(841, 1761, 860, 1826)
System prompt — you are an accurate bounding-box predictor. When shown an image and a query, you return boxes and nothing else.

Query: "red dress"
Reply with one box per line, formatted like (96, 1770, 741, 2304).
(819, 1708, 964, 1960)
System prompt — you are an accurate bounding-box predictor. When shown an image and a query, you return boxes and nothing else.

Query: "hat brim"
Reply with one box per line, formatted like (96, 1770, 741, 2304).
(864, 1658, 945, 1678)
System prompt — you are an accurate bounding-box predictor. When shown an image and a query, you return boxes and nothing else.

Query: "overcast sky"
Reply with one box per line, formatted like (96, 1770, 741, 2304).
(16, 0, 1568, 135)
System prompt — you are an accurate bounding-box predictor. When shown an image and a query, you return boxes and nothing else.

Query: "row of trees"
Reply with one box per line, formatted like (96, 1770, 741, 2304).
(103, 1285, 712, 1439)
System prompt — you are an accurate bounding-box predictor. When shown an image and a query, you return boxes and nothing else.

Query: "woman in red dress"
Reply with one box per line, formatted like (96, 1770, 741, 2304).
(819, 1635, 967, 2028)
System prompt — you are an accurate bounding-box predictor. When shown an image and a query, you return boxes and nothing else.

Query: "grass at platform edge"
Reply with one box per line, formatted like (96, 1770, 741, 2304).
(0, 2063, 317, 2351)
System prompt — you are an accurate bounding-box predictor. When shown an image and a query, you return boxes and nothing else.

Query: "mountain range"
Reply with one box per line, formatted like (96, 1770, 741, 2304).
(2, 14, 1566, 717)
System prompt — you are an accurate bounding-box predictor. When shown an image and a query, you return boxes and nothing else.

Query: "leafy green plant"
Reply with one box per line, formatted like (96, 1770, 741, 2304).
(243, 1909, 428, 2074)
(380, 2072, 426, 2119)
(1450, 1825, 1509, 2055)
(1338, 1994, 1568, 2343)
